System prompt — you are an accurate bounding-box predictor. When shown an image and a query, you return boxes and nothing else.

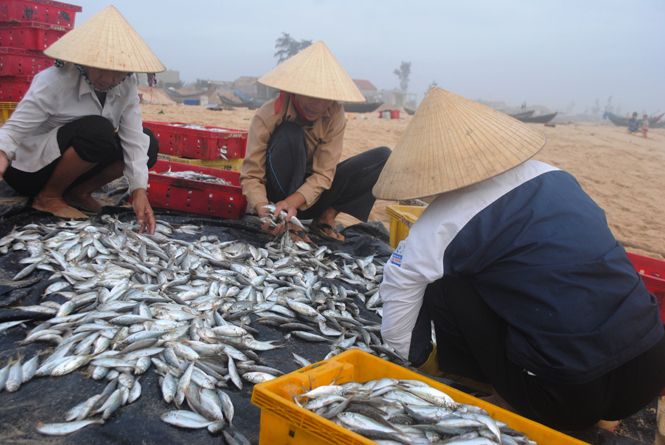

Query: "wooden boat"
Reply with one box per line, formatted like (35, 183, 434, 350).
(219, 94, 260, 109)
(341, 102, 383, 113)
(603, 112, 665, 127)
(233, 90, 267, 106)
(404, 107, 416, 116)
(516, 112, 558, 124)
(164, 87, 214, 104)
(508, 110, 534, 120)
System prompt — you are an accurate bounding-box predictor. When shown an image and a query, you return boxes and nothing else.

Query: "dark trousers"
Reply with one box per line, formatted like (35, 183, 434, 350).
(409, 276, 665, 431)
(3, 115, 159, 197)
(264, 121, 391, 221)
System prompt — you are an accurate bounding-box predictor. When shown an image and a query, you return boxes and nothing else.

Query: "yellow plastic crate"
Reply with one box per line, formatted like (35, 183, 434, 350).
(251, 349, 586, 445)
(0, 102, 18, 121)
(386, 204, 427, 248)
(156, 153, 243, 172)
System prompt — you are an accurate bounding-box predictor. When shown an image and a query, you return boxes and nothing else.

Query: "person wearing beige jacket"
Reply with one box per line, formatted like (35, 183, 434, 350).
(240, 41, 390, 242)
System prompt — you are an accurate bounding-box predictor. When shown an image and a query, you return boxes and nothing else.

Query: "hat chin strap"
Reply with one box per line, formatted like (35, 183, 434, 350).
(75, 64, 132, 93)
(274, 91, 311, 121)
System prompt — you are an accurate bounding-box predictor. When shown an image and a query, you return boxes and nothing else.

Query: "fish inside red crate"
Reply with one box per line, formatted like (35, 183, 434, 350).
(146, 160, 247, 219)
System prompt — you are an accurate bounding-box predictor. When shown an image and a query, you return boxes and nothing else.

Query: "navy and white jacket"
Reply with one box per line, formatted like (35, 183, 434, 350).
(380, 160, 663, 384)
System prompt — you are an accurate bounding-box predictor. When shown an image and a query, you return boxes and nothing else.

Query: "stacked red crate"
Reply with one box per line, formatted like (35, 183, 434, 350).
(0, 0, 81, 103)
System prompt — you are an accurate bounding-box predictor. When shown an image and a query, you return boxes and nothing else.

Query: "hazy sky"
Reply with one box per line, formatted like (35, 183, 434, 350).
(77, 1, 664, 115)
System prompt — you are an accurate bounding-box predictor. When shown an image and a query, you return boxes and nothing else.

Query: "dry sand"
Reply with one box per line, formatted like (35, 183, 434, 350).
(139, 100, 665, 260)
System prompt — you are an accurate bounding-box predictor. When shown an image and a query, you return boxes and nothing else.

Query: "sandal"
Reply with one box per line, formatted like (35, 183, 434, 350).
(309, 222, 343, 242)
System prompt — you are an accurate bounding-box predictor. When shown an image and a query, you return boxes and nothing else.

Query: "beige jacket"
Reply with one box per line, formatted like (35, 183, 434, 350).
(239, 95, 346, 212)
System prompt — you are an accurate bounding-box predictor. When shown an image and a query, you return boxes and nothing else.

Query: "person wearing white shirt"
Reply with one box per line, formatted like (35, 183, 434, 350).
(373, 88, 665, 432)
(0, 6, 165, 234)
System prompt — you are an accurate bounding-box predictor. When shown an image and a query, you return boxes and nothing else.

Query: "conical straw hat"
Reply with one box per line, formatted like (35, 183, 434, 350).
(43, 6, 165, 73)
(258, 41, 365, 103)
(373, 87, 547, 200)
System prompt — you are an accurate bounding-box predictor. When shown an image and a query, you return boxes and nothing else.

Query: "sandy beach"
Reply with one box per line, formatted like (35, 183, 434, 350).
(140, 99, 665, 261)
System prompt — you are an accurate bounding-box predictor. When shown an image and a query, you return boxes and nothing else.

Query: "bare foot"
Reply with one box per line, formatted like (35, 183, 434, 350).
(595, 419, 621, 431)
(310, 206, 346, 241)
(63, 190, 104, 213)
(311, 220, 345, 241)
(33, 195, 88, 219)
(289, 223, 311, 243)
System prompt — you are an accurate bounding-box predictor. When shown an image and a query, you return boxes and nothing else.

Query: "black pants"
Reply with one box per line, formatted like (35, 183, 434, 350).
(4, 115, 159, 197)
(409, 276, 665, 431)
(264, 121, 391, 221)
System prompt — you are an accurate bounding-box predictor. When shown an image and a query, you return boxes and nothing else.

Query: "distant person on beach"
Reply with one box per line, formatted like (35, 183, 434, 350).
(641, 114, 650, 138)
(0, 7, 163, 234)
(376, 87, 665, 432)
(628, 112, 640, 133)
(239, 41, 391, 242)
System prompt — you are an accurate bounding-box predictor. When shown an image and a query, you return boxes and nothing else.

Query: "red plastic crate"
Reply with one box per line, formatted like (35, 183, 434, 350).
(0, 74, 33, 101)
(0, 22, 67, 50)
(146, 160, 247, 219)
(0, 0, 81, 28)
(143, 121, 248, 160)
(627, 252, 665, 396)
(627, 252, 665, 321)
(0, 47, 53, 75)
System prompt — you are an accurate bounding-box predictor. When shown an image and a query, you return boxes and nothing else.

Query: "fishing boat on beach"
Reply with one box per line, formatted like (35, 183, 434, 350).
(164, 87, 215, 104)
(509, 110, 535, 120)
(516, 112, 558, 124)
(603, 112, 665, 127)
(341, 101, 383, 113)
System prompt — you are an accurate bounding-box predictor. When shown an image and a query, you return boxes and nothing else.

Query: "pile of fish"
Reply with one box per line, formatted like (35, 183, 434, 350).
(158, 167, 234, 185)
(172, 123, 234, 133)
(0, 214, 391, 438)
(295, 377, 538, 445)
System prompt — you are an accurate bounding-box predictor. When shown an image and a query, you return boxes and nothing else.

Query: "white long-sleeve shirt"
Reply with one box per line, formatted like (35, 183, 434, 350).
(380, 160, 663, 384)
(0, 63, 149, 193)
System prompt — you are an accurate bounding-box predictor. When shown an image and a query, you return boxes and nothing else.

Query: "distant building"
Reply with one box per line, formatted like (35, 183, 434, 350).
(353, 79, 379, 101)
(379, 89, 417, 108)
(206, 80, 234, 92)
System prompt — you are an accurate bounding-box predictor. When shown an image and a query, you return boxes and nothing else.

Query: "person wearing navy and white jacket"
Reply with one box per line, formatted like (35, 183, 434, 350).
(373, 88, 665, 431)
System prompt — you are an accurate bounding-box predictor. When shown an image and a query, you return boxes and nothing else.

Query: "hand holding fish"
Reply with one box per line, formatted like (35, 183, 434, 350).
(259, 195, 310, 242)
(256, 202, 286, 236)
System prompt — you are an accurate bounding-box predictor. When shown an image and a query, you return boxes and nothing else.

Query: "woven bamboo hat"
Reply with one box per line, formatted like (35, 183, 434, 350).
(258, 41, 365, 103)
(373, 87, 547, 200)
(43, 5, 165, 73)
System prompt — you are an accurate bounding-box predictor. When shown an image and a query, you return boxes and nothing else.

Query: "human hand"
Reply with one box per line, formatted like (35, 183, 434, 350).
(273, 199, 299, 223)
(256, 202, 287, 235)
(0, 150, 9, 179)
(132, 188, 156, 234)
